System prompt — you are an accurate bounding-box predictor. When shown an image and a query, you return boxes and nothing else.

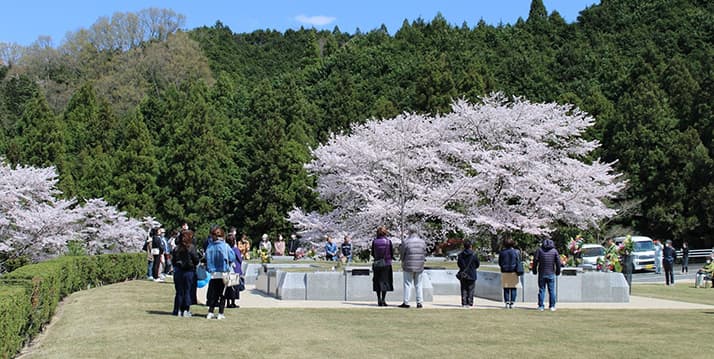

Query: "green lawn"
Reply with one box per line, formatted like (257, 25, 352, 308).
(18, 280, 714, 358)
(632, 283, 714, 306)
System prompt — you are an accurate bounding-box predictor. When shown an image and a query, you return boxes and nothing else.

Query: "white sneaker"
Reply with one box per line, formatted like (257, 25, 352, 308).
(216, 314, 225, 320)
(550, 307, 557, 312)
(206, 313, 215, 320)
(176, 312, 182, 317)
(183, 311, 192, 318)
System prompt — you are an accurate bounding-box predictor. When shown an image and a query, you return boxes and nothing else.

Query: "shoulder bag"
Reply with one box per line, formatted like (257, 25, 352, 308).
(196, 264, 208, 280)
(222, 270, 241, 287)
(372, 239, 392, 269)
(456, 253, 475, 280)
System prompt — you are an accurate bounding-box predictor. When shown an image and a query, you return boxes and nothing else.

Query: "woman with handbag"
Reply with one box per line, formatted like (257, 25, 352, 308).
(224, 230, 244, 309)
(498, 237, 520, 309)
(371, 226, 395, 307)
(205, 227, 236, 320)
(456, 240, 480, 308)
(171, 229, 200, 317)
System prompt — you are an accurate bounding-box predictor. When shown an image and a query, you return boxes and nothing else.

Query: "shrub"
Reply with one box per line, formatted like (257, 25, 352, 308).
(0, 285, 31, 359)
(0, 253, 144, 359)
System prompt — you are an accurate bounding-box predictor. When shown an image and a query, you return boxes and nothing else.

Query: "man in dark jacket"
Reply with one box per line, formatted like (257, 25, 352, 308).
(457, 240, 480, 308)
(533, 238, 561, 311)
(663, 240, 677, 286)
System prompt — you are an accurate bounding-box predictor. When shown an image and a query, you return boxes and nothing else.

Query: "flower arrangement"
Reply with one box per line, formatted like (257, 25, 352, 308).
(618, 235, 634, 256)
(568, 235, 584, 255)
(528, 255, 535, 271)
(259, 248, 272, 264)
(566, 235, 585, 266)
(599, 244, 622, 272)
(559, 254, 568, 267)
(596, 256, 620, 272)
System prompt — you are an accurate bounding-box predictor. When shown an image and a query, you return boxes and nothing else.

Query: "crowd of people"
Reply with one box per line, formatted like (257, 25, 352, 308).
(143, 224, 245, 319)
(368, 226, 561, 311)
(144, 223, 713, 316)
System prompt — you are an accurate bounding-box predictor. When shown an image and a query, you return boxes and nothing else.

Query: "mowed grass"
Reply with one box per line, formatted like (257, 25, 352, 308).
(632, 283, 714, 306)
(19, 281, 714, 359)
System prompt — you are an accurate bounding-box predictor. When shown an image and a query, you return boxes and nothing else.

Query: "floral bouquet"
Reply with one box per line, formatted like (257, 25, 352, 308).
(603, 249, 621, 272)
(259, 248, 272, 264)
(568, 235, 584, 255)
(618, 235, 634, 256)
(596, 256, 619, 272)
(528, 255, 535, 271)
(566, 235, 585, 266)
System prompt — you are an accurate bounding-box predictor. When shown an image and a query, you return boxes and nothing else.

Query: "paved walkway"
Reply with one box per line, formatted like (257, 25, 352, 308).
(223, 284, 714, 310)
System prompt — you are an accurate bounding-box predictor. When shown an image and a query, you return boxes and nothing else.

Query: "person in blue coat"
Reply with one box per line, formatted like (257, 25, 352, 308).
(205, 227, 236, 320)
(325, 236, 338, 261)
(457, 240, 480, 308)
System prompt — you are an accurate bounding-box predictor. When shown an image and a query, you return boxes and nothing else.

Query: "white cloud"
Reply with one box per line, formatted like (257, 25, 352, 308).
(294, 14, 336, 26)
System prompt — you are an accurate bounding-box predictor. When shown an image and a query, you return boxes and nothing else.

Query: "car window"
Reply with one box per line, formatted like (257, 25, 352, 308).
(582, 247, 604, 256)
(634, 241, 654, 251)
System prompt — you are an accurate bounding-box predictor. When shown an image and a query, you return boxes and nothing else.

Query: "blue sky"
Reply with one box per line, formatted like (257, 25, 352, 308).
(1, 0, 599, 46)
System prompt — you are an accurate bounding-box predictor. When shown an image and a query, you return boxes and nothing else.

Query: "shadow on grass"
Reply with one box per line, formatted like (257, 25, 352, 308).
(343, 302, 380, 308)
(146, 310, 176, 316)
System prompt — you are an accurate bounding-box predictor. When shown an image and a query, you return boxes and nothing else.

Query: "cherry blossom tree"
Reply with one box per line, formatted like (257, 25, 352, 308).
(1, 160, 148, 271)
(0, 161, 79, 265)
(289, 93, 625, 248)
(75, 198, 147, 255)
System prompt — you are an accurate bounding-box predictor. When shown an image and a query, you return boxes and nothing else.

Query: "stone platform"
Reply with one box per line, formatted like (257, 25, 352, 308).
(250, 268, 629, 303)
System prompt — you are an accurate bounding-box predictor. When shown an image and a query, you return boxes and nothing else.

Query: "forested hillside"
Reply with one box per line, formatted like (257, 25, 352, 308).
(1, 0, 713, 248)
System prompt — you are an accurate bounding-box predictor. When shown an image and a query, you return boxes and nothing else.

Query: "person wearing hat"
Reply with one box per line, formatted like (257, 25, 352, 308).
(259, 234, 272, 255)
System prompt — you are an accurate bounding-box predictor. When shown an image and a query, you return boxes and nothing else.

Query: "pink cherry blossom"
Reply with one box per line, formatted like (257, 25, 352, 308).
(289, 94, 625, 248)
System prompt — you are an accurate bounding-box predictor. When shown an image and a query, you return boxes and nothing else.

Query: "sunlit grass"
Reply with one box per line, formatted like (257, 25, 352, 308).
(632, 283, 714, 306)
(20, 280, 714, 358)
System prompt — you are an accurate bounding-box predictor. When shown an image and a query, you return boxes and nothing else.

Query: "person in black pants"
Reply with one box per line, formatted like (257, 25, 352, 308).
(681, 241, 689, 274)
(171, 230, 199, 317)
(457, 241, 480, 308)
(663, 240, 677, 286)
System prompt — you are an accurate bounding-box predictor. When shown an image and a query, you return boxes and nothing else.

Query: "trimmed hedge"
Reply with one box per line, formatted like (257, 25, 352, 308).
(0, 285, 31, 359)
(0, 253, 144, 359)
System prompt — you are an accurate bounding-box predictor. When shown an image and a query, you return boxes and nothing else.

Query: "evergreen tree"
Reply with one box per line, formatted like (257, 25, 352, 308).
(157, 81, 240, 233)
(108, 110, 160, 217)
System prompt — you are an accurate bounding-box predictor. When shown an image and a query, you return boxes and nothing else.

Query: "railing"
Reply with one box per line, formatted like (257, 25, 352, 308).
(676, 248, 712, 259)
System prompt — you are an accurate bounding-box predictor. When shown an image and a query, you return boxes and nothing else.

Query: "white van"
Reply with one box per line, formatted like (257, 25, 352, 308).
(613, 236, 655, 271)
(580, 244, 605, 267)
